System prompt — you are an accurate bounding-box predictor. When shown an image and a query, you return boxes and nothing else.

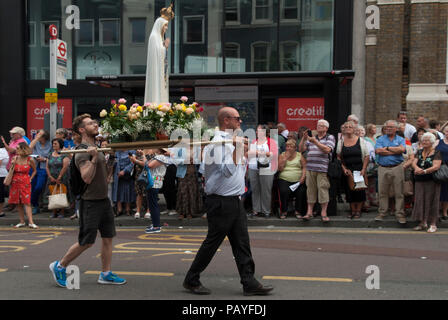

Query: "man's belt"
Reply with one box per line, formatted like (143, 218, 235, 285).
(379, 163, 403, 168)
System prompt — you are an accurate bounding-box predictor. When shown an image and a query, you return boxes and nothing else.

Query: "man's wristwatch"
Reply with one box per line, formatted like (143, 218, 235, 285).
(386, 146, 390, 151)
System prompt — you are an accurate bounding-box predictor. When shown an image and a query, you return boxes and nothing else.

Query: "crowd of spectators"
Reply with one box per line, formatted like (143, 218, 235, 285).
(0, 111, 447, 233)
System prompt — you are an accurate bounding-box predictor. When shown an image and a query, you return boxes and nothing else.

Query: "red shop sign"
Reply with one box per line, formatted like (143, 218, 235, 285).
(27, 99, 73, 138)
(277, 98, 325, 131)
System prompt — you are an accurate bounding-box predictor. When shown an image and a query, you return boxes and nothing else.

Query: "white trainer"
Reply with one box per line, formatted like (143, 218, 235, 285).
(134, 212, 140, 219)
(144, 212, 151, 219)
(168, 210, 178, 216)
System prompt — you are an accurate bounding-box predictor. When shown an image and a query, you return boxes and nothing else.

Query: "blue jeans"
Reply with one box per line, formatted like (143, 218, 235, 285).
(146, 188, 160, 228)
(31, 168, 47, 207)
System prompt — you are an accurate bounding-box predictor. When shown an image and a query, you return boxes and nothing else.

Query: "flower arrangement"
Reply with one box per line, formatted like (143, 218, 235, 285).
(100, 97, 204, 143)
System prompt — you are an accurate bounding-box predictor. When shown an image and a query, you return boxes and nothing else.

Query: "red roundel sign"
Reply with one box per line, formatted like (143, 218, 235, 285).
(49, 24, 58, 40)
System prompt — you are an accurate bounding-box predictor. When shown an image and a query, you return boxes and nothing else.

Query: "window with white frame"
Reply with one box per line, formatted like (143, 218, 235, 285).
(280, 42, 300, 71)
(76, 19, 94, 47)
(252, 42, 270, 72)
(129, 18, 146, 44)
(225, 0, 240, 24)
(41, 21, 59, 47)
(253, 0, 272, 23)
(225, 43, 240, 59)
(28, 22, 36, 46)
(100, 19, 120, 46)
(27, 67, 37, 80)
(282, 0, 300, 20)
(183, 16, 204, 44)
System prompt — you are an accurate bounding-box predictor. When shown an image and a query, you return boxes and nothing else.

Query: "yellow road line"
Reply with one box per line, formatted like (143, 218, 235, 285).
(263, 276, 353, 283)
(85, 271, 174, 277)
(0, 268, 7, 272)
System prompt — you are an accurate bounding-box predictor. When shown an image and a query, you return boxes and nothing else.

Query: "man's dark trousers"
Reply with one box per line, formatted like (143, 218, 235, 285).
(184, 194, 260, 290)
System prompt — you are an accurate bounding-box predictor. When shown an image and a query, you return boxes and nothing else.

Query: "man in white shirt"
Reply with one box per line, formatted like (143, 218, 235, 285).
(397, 111, 416, 141)
(183, 107, 274, 296)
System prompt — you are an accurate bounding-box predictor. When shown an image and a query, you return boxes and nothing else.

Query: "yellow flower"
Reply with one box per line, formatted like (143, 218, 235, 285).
(110, 112, 115, 117)
(182, 105, 187, 112)
(158, 105, 163, 111)
(119, 104, 127, 111)
(137, 106, 143, 113)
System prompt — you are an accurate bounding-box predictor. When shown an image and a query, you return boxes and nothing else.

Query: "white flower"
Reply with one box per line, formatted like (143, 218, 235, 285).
(100, 109, 108, 118)
(185, 107, 194, 115)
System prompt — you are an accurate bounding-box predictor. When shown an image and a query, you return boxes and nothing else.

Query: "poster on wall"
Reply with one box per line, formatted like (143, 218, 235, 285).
(27, 99, 73, 138)
(277, 98, 325, 131)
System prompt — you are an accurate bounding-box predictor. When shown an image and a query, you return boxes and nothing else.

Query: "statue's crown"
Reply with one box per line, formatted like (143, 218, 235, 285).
(161, 4, 174, 21)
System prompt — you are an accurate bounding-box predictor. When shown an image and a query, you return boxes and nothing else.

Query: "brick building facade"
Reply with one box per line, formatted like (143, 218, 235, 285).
(363, 0, 448, 126)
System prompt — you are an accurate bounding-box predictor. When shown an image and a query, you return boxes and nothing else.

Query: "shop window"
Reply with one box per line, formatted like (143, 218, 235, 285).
(252, 42, 270, 72)
(76, 20, 94, 47)
(129, 65, 146, 74)
(27, 68, 37, 80)
(225, 0, 240, 24)
(130, 18, 146, 44)
(183, 16, 204, 44)
(100, 19, 121, 46)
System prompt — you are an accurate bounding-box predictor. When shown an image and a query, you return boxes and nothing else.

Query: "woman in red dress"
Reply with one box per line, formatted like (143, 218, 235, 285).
(9, 142, 37, 228)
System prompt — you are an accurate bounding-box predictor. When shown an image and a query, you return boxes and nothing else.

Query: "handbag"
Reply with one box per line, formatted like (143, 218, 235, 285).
(48, 184, 69, 210)
(3, 163, 15, 186)
(433, 163, 448, 183)
(136, 165, 154, 190)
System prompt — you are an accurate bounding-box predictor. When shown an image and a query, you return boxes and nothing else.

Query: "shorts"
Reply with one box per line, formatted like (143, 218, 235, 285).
(78, 198, 116, 246)
(306, 170, 331, 204)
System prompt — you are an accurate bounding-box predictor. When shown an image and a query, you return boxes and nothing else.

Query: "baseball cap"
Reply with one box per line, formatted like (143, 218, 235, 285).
(9, 127, 26, 136)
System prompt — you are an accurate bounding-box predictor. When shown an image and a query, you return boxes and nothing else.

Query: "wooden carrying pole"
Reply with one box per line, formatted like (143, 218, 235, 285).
(58, 139, 235, 154)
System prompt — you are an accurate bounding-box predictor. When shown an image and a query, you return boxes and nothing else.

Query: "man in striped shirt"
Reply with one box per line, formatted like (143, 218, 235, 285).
(299, 119, 335, 222)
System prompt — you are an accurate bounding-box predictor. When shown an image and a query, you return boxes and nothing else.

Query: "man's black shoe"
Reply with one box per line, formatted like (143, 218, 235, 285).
(243, 284, 274, 296)
(183, 282, 211, 295)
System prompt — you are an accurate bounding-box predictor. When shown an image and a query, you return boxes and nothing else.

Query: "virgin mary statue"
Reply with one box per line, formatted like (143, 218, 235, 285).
(144, 4, 174, 104)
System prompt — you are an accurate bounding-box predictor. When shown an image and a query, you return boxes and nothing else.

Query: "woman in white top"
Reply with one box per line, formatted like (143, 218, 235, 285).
(248, 125, 278, 218)
(0, 147, 9, 217)
(143, 148, 170, 234)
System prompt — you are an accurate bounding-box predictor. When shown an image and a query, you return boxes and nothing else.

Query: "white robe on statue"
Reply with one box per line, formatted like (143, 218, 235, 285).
(144, 17, 169, 104)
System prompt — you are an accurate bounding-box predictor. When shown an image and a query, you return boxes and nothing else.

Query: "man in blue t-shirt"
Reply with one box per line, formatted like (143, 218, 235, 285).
(375, 120, 406, 224)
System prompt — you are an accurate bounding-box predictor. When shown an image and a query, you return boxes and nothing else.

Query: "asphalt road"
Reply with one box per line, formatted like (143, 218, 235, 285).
(1, 226, 448, 301)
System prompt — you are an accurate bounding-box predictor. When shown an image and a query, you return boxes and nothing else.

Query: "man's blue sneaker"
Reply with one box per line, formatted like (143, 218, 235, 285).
(49, 261, 66, 288)
(98, 272, 127, 285)
(145, 226, 161, 234)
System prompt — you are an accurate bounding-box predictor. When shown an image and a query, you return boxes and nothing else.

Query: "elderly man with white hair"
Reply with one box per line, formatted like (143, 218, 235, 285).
(374, 120, 407, 224)
(300, 119, 335, 222)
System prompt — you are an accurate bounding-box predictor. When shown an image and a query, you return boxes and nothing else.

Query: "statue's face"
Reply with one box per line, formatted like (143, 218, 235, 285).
(162, 23, 168, 35)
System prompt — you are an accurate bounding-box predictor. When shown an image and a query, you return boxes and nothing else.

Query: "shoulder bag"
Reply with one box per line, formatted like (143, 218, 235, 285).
(48, 184, 69, 210)
(433, 162, 448, 183)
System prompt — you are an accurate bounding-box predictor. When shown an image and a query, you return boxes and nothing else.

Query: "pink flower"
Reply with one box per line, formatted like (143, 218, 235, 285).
(118, 98, 127, 104)
(180, 96, 188, 103)
(111, 99, 117, 105)
(132, 103, 139, 108)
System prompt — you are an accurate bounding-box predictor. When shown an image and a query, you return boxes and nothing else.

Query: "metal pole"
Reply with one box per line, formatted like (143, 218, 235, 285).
(49, 35, 57, 138)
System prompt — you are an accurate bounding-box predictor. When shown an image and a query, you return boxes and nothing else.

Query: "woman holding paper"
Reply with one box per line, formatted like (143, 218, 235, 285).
(337, 121, 370, 219)
(277, 139, 307, 219)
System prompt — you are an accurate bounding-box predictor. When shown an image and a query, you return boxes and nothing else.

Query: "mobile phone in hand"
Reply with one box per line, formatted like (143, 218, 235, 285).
(307, 130, 313, 137)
